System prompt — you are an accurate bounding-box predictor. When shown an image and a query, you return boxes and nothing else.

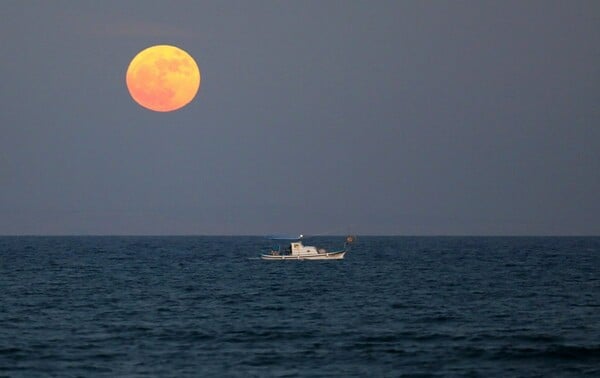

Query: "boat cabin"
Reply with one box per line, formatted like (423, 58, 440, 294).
(290, 241, 323, 256)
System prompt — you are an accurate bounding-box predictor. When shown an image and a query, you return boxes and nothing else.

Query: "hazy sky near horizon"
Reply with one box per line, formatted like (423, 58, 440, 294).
(1, 1, 599, 235)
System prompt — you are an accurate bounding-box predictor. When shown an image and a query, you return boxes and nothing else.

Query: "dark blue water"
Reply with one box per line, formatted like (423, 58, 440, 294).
(1, 237, 599, 377)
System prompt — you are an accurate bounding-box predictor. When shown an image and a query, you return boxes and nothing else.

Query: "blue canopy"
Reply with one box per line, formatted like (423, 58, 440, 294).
(266, 234, 303, 240)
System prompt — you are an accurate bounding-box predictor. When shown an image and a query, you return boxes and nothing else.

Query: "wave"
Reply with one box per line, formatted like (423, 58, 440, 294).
(493, 344, 600, 360)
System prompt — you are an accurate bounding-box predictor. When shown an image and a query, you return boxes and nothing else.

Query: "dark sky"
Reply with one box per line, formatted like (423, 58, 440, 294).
(1, 1, 599, 235)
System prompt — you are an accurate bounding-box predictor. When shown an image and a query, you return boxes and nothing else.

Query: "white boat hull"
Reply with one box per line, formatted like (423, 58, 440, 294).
(261, 250, 346, 260)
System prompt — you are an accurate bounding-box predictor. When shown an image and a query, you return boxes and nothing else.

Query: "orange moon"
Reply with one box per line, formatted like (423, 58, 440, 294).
(126, 45, 201, 112)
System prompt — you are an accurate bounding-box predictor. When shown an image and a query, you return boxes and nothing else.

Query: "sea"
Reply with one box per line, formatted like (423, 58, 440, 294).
(0, 236, 599, 377)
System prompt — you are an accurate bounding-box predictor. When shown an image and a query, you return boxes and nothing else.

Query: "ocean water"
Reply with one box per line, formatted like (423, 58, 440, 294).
(0, 236, 599, 377)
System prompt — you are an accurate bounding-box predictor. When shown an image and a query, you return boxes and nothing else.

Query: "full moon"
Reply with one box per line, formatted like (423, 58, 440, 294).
(126, 45, 201, 112)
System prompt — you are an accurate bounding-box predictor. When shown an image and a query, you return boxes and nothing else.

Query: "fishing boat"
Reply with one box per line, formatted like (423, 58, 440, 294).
(261, 235, 355, 260)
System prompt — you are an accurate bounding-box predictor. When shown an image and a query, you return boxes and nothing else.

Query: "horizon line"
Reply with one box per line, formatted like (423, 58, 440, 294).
(1, 234, 599, 238)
